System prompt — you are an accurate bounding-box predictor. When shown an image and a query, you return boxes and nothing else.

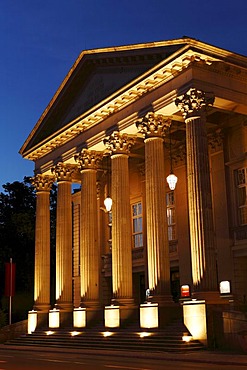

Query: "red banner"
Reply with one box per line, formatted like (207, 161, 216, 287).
(5, 262, 16, 297)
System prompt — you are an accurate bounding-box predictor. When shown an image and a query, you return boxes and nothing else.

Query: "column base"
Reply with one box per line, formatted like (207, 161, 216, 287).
(80, 300, 101, 309)
(111, 298, 135, 306)
(33, 303, 50, 312)
(55, 302, 73, 311)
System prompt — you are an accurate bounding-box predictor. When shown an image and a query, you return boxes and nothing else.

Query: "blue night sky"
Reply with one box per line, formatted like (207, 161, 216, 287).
(0, 0, 246, 190)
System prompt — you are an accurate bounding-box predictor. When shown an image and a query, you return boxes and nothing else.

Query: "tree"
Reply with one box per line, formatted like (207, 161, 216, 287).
(0, 177, 57, 295)
(0, 177, 36, 294)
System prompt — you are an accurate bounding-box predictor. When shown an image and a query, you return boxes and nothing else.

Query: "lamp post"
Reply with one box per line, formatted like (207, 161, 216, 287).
(166, 126, 178, 190)
(104, 155, 112, 212)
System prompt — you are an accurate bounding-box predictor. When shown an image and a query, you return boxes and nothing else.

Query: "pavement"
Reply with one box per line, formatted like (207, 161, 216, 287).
(1, 344, 247, 367)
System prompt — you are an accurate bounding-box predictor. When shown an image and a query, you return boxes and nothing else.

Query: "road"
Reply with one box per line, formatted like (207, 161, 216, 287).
(0, 349, 247, 370)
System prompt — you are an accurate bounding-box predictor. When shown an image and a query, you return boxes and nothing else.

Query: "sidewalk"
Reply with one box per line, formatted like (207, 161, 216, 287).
(1, 344, 247, 367)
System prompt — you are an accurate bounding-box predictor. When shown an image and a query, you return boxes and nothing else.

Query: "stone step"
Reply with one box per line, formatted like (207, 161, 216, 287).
(6, 324, 204, 352)
(5, 317, 204, 352)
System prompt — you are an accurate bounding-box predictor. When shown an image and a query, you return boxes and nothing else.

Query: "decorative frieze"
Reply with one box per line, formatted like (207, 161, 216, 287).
(136, 112, 171, 138)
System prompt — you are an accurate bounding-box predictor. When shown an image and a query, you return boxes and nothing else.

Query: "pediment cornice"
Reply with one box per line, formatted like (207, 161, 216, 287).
(21, 49, 220, 161)
(20, 39, 247, 162)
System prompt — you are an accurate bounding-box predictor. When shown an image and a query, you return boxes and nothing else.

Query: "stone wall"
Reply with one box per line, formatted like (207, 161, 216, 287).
(0, 320, 27, 343)
(223, 311, 247, 352)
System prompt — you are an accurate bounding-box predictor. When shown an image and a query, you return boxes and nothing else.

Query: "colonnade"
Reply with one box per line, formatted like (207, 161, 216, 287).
(31, 88, 219, 318)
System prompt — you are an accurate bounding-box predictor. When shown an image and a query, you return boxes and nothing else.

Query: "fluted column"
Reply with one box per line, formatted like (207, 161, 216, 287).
(32, 174, 54, 311)
(75, 149, 102, 307)
(52, 163, 74, 310)
(104, 132, 135, 305)
(175, 88, 218, 293)
(136, 113, 172, 304)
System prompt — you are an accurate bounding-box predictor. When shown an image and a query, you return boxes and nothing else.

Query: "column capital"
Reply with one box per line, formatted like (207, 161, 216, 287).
(31, 174, 54, 192)
(175, 88, 215, 120)
(74, 149, 103, 171)
(51, 162, 76, 182)
(103, 131, 135, 155)
(136, 112, 171, 138)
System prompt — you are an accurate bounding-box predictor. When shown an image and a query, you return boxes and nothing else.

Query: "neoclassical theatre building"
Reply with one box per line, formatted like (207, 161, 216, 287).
(20, 37, 247, 330)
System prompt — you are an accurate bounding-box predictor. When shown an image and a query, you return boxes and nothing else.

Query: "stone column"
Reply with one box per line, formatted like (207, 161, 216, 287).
(104, 132, 135, 305)
(32, 174, 54, 312)
(75, 149, 102, 307)
(136, 113, 173, 304)
(52, 163, 74, 311)
(175, 88, 218, 295)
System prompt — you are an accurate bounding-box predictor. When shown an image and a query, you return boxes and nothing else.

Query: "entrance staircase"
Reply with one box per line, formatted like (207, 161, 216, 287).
(5, 320, 204, 353)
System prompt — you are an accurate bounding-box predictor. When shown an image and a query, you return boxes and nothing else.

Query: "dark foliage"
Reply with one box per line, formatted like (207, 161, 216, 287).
(0, 177, 57, 298)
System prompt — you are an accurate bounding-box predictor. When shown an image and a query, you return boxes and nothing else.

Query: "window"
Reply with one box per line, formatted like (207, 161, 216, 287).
(235, 167, 247, 225)
(166, 191, 176, 241)
(132, 201, 143, 248)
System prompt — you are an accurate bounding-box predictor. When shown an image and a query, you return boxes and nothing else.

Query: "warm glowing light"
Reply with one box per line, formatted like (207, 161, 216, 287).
(73, 307, 86, 328)
(181, 284, 190, 298)
(102, 331, 114, 337)
(49, 308, 60, 328)
(183, 300, 207, 345)
(166, 173, 178, 190)
(138, 332, 152, 338)
(182, 334, 193, 342)
(104, 196, 112, 212)
(28, 310, 37, 334)
(46, 331, 54, 335)
(70, 331, 81, 337)
(140, 303, 159, 329)
(220, 280, 231, 295)
(104, 305, 120, 328)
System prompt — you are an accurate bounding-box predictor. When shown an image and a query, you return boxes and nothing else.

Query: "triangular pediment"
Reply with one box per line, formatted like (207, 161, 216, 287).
(21, 40, 188, 155)
(21, 37, 247, 158)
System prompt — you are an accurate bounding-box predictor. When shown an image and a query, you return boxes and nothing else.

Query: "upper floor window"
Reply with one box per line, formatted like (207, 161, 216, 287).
(235, 167, 247, 225)
(166, 191, 176, 241)
(132, 201, 143, 248)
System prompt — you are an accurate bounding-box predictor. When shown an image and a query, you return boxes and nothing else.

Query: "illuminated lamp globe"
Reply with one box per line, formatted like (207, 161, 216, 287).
(104, 196, 112, 212)
(166, 173, 178, 191)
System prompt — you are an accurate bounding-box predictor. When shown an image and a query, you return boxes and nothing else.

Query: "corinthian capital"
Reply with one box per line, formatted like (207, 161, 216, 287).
(74, 149, 103, 171)
(31, 174, 54, 192)
(136, 112, 171, 138)
(103, 131, 135, 154)
(175, 88, 215, 119)
(51, 162, 75, 182)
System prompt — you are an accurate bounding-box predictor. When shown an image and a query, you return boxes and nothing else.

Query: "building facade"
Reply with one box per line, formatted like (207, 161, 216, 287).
(20, 37, 247, 328)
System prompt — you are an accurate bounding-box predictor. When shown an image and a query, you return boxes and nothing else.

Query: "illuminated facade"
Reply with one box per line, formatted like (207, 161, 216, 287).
(20, 38, 247, 328)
